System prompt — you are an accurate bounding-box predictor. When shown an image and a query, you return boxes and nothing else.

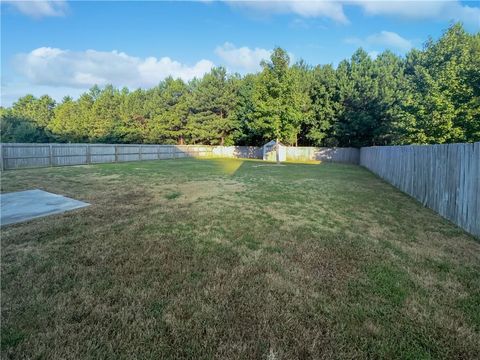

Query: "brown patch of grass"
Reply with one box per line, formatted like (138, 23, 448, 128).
(158, 179, 246, 205)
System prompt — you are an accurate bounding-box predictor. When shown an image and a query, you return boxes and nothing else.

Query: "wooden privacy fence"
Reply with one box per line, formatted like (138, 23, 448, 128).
(0, 143, 359, 170)
(360, 142, 480, 238)
(0, 144, 263, 170)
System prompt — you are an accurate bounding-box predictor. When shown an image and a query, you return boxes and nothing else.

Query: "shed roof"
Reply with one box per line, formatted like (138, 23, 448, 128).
(264, 140, 285, 147)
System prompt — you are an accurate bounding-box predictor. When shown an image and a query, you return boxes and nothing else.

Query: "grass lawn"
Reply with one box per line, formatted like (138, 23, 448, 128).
(1, 158, 479, 359)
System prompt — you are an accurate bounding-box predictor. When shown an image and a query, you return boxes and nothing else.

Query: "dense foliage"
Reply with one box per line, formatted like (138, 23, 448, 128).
(1, 24, 479, 146)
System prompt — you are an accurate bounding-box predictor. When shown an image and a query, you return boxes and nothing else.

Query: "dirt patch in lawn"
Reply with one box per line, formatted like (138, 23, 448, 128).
(153, 180, 246, 205)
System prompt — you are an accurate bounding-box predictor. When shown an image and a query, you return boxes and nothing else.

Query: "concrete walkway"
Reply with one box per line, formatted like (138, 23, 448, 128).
(1, 189, 90, 226)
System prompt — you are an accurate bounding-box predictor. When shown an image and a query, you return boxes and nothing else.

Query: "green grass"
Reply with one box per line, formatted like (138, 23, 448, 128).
(1, 158, 479, 359)
(164, 191, 182, 200)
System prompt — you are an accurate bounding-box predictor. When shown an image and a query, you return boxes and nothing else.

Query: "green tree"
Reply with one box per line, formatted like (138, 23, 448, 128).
(333, 49, 408, 147)
(11, 94, 56, 129)
(48, 96, 86, 142)
(335, 49, 380, 147)
(398, 23, 480, 144)
(88, 85, 122, 142)
(250, 47, 310, 146)
(188, 67, 239, 145)
(233, 74, 260, 145)
(1, 108, 52, 142)
(117, 88, 149, 143)
(372, 50, 409, 145)
(303, 64, 339, 146)
(145, 78, 190, 144)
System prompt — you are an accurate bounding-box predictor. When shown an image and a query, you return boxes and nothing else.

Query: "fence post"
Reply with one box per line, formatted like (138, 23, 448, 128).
(86, 144, 91, 164)
(139, 145, 143, 161)
(115, 144, 119, 163)
(49, 144, 53, 167)
(0, 143, 4, 171)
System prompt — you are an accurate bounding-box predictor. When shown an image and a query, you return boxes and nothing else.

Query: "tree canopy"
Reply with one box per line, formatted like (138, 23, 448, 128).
(1, 24, 478, 146)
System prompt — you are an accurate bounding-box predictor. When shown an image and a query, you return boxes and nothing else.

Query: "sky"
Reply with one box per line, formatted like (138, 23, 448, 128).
(1, 0, 479, 106)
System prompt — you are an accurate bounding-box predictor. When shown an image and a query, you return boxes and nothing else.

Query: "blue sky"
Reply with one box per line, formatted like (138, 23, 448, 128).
(1, 1, 479, 106)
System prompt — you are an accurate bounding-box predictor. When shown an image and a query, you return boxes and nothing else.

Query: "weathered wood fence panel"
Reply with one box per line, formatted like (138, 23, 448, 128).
(3, 144, 52, 169)
(360, 143, 480, 238)
(212, 146, 263, 159)
(0, 144, 263, 170)
(286, 147, 360, 163)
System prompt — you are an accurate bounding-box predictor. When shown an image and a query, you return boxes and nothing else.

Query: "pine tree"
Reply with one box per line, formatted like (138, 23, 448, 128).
(304, 64, 339, 146)
(250, 47, 309, 146)
(146, 77, 190, 144)
(399, 24, 480, 144)
(188, 67, 239, 145)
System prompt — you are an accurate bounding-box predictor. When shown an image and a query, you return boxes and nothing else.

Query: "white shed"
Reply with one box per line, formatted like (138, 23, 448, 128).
(263, 140, 286, 162)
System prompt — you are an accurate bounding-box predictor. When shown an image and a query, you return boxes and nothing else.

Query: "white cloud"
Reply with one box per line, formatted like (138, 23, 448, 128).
(222, 0, 480, 28)
(5, 0, 479, 27)
(14, 47, 215, 88)
(3, 0, 68, 18)
(215, 42, 272, 72)
(228, 0, 349, 23)
(366, 31, 413, 51)
(354, 0, 480, 26)
(345, 31, 413, 52)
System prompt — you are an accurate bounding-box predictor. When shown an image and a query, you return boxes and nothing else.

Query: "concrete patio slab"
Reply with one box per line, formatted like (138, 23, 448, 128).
(0, 189, 90, 226)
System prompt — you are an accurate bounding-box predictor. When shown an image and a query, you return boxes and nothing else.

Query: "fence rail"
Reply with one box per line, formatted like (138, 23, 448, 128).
(360, 142, 480, 238)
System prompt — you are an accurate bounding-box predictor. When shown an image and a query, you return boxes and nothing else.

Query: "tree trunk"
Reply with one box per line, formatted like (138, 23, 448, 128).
(179, 136, 184, 145)
(276, 138, 280, 164)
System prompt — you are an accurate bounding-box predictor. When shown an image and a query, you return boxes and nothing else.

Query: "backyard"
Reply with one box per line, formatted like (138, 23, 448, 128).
(1, 158, 479, 359)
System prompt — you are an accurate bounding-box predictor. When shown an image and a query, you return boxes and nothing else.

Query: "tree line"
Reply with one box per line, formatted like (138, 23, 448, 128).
(1, 24, 479, 147)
